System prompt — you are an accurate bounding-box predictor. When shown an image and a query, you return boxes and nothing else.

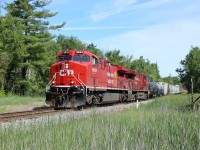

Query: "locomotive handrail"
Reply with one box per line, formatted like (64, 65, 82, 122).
(71, 74, 86, 87)
(46, 73, 57, 92)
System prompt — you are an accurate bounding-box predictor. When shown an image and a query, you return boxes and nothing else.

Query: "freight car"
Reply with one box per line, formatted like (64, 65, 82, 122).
(151, 82, 184, 97)
(158, 82, 182, 95)
(46, 50, 149, 109)
(149, 81, 164, 98)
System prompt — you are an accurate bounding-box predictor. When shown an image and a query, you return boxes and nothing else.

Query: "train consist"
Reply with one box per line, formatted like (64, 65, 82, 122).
(46, 50, 182, 109)
(148, 81, 181, 98)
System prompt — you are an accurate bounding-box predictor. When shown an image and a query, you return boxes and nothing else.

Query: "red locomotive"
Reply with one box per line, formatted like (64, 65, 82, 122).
(46, 50, 149, 108)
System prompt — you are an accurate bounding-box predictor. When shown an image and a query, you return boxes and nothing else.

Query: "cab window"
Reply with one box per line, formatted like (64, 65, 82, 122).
(82, 56, 90, 62)
(73, 55, 90, 62)
(73, 56, 81, 61)
(57, 55, 72, 62)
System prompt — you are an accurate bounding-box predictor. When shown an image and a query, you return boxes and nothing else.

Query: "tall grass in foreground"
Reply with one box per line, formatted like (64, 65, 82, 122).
(0, 94, 200, 149)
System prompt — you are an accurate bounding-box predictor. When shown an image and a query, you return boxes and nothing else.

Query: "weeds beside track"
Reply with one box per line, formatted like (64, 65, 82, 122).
(0, 94, 200, 149)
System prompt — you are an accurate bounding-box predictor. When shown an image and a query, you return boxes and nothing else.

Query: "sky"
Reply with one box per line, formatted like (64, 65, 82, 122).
(1, 0, 200, 77)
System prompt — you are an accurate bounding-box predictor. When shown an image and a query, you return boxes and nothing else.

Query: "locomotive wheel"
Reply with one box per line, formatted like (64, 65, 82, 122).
(86, 95, 93, 105)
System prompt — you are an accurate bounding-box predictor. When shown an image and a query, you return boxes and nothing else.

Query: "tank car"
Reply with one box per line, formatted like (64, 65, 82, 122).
(157, 82, 164, 96)
(149, 81, 164, 97)
(149, 81, 159, 98)
(46, 50, 149, 109)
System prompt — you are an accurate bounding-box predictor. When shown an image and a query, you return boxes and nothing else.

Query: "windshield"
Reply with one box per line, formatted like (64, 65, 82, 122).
(57, 55, 72, 62)
(73, 55, 90, 62)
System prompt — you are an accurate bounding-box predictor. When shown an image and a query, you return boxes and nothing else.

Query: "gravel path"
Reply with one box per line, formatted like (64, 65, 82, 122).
(0, 100, 154, 130)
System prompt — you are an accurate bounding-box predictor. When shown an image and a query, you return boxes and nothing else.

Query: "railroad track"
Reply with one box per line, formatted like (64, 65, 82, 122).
(0, 108, 56, 122)
(0, 100, 152, 123)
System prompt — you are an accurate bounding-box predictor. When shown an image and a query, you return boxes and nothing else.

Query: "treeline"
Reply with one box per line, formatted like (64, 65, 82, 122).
(0, 0, 182, 96)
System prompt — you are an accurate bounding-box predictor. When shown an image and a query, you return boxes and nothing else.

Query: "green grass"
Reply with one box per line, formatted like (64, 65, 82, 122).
(0, 94, 200, 149)
(0, 96, 45, 114)
(0, 96, 44, 106)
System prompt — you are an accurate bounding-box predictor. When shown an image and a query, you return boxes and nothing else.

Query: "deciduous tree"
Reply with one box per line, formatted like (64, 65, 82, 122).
(105, 49, 126, 66)
(56, 35, 86, 50)
(131, 56, 160, 81)
(86, 43, 105, 58)
(176, 46, 200, 93)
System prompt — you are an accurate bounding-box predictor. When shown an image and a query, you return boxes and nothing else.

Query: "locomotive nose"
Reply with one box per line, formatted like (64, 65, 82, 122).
(50, 62, 76, 86)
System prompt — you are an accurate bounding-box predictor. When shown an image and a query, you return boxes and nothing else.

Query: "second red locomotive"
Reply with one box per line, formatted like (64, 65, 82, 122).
(46, 50, 149, 108)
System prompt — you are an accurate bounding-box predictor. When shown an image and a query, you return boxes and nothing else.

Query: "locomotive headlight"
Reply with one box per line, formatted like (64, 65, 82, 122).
(70, 81, 74, 85)
(52, 80, 56, 84)
(65, 63, 69, 69)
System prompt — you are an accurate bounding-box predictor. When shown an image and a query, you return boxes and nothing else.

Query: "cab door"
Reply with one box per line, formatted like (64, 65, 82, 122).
(91, 56, 98, 87)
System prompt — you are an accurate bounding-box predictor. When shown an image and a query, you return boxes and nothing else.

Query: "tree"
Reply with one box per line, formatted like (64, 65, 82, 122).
(131, 56, 160, 81)
(0, 41, 8, 92)
(86, 43, 105, 58)
(105, 50, 161, 81)
(122, 55, 134, 69)
(0, 14, 25, 94)
(4, 0, 65, 95)
(105, 50, 126, 66)
(56, 35, 86, 50)
(161, 75, 180, 85)
(176, 46, 200, 93)
(31, 41, 62, 95)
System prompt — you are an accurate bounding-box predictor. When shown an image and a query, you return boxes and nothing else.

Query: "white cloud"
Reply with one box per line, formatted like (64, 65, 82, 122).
(62, 26, 141, 31)
(95, 20, 200, 77)
(90, 0, 174, 22)
(114, 0, 138, 9)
